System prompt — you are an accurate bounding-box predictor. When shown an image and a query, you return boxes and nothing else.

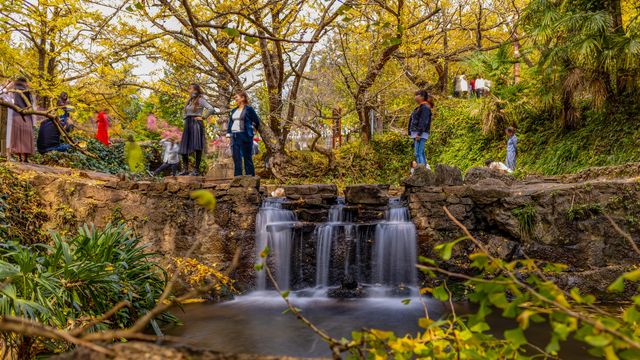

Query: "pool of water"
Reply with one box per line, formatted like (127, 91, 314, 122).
(167, 291, 593, 359)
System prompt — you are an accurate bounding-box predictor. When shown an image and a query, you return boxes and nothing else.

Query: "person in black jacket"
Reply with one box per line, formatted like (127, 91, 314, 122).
(408, 90, 433, 168)
(37, 118, 73, 154)
(226, 91, 261, 176)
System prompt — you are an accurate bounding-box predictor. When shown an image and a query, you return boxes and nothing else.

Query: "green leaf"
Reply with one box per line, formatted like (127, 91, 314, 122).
(607, 276, 625, 292)
(224, 28, 241, 37)
(504, 328, 527, 348)
(470, 321, 490, 332)
(281, 290, 290, 299)
(546, 335, 561, 355)
(434, 238, 463, 261)
(584, 334, 611, 348)
(623, 306, 640, 324)
(623, 269, 640, 282)
(134, 2, 144, 10)
(125, 5, 134, 12)
(432, 285, 449, 301)
(254, 263, 263, 271)
(401, 298, 411, 305)
(260, 246, 270, 258)
(418, 256, 436, 265)
(244, 36, 258, 44)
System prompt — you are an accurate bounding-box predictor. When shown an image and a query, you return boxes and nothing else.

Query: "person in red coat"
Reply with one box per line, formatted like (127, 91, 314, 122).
(95, 109, 110, 145)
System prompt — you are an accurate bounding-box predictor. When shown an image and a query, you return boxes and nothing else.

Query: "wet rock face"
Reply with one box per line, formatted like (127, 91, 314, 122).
(344, 184, 390, 206)
(403, 163, 640, 297)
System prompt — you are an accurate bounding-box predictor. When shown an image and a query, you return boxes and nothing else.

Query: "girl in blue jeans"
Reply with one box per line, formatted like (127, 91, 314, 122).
(408, 90, 433, 168)
(226, 91, 261, 176)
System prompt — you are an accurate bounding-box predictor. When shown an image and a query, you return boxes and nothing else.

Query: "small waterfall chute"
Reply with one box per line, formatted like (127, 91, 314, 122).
(255, 198, 297, 290)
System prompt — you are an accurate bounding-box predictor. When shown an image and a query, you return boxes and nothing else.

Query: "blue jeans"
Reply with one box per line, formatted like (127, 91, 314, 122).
(45, 144, 71, 153)
(231, 132, 255, 176)
(414, 138, 427, 165)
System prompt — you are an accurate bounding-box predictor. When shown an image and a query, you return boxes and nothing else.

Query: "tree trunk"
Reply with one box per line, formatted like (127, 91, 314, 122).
(514, 41, 521, 84)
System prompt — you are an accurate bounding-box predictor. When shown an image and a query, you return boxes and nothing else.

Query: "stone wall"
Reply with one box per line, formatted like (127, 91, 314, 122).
(403, 164, 640, 297)
(10, 162, 640, 296)
(10, 163, 262, 289)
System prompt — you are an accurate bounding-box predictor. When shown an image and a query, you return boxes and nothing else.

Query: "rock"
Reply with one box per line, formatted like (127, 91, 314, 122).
(229, 176, 260, 189)
(327, 286, 366, 298)
(401, 166, 438, 187)
(466, 178, 511, 204)
(402, 164, 463, 187)
(464, 167, 516, 185)
(345, 184, 389, 205)
(435, 164, 463, 186)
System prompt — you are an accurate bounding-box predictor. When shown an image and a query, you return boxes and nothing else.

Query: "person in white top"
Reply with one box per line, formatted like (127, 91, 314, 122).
(153, 137, 181, 176)
(460, 75, 469, 97)
(475, 78, 485, 97)
(485, 159, 513, 173)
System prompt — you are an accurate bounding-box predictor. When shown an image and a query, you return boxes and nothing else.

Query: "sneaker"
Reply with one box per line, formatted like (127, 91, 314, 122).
(190, 170, 200, 176)
(178, 171, 190, 176)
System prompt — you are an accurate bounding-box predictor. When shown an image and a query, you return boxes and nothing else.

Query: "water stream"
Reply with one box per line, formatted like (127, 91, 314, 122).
(170, 196, 593, 359)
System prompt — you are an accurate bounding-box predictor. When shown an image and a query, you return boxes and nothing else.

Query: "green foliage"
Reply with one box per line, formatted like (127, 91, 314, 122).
(340, 237, 640, 359)
(0, 223, 174, 356)
(512, 204, 537, 238)
(33, 138, 129, 174)
(0, 165, 49, 244)
(567, 203, 604, 221)
(332, 131, 414, 186)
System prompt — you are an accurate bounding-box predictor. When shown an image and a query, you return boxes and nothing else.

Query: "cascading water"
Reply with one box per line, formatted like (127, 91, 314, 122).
(315, 201, 354, 288)
(372, 200, 418, 287)
(255, 196, 417, 295)
(255, 198, 297, 290)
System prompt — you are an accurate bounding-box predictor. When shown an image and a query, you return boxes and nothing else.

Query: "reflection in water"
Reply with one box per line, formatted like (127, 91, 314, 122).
(169, 293, 441, 358)
(168, 293, 594, 359)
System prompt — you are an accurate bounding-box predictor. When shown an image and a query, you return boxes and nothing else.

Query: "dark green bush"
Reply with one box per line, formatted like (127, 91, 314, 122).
(0, 223, 174, 356)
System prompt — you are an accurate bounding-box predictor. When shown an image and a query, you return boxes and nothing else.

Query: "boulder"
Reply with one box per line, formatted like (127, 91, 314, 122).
(401, 166, 438, 187)
(344, 184, 390, 205)
(402, 164, 463, 187)
(435, 164, 463, 186)
(229, 176, 260, 189)
(464, 167, 516, 186)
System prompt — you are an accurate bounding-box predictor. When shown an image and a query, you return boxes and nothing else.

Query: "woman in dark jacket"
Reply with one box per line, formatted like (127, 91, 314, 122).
(179, 83, 216, 176)
(408, 90, 433, 168)
(226, 91, 261, 176)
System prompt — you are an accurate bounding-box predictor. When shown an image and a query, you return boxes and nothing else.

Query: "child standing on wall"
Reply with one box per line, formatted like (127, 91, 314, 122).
(154, 137, 180, 177)
(505, 127, 518, 172)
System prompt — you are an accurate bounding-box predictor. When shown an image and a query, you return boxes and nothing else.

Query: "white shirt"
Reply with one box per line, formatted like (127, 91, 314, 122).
(160, 139, 180, 164)
(460, 77, 468, 92)
(231, 109, 242, 132)
(475, 78, 484, 89)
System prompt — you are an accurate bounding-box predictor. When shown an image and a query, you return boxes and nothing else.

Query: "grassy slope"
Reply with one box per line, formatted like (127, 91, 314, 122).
(427, 99, 640, 176)
(284, 98, 640, 186)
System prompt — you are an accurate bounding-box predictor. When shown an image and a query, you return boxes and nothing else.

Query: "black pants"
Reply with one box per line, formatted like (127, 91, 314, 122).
(231, 132, 255, 176)
(154, 162, 178, 176)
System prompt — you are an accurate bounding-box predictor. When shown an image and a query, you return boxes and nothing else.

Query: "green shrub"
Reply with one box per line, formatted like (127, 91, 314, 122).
(567, 203, 604, 222)
(0, 165, 49, 244)
(512, 204, 537, 238)
(0, 223, 174, 356)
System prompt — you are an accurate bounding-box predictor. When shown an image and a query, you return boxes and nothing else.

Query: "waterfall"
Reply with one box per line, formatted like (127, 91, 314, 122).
(315, 203, 353, 287)
(372, 203, 418, 286)
(255, 198, 297, 290)
(255, 196, 418, 295)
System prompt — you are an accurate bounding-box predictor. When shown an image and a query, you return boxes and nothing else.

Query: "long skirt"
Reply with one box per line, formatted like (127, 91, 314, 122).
(10, 113, 34, 154)
(179, 116, 206, 155)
